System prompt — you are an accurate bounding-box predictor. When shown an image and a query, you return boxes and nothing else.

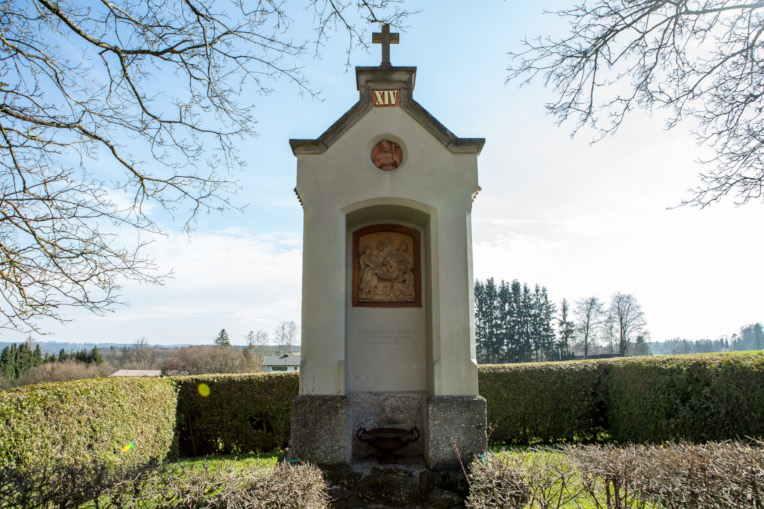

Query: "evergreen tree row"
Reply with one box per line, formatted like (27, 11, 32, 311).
(0, 342, 103, 381)
(475, 278, 573, 364)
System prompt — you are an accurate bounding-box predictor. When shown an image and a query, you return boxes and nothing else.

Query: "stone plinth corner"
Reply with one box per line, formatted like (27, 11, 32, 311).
(424, 395, 487, 470)
(290, 395, 351, 466)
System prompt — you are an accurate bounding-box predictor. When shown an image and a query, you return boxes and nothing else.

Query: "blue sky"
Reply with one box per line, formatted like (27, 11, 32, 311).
(7, 1, 762, 346)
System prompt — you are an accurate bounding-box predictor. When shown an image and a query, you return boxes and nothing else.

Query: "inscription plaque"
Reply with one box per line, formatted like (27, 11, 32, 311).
(352, 224, 421, 307)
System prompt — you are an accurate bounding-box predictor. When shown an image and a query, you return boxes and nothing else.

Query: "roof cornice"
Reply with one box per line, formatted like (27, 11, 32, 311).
(290, 66, 485, 156)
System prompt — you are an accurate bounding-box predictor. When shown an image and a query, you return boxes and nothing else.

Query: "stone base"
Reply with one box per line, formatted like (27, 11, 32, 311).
(349, 391, 425, 460)
(322, 459, 468, 509)
(290, 395, 351, 466)
(424, 396, 487, 470)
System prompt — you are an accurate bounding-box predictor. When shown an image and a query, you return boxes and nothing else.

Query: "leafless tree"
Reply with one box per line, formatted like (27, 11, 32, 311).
(0, 0, 407, 332)
(246, 329, 270, 357)
(574, 296, 604, 359)
(273, 320, 298, 354)
(609, 293, 648, 356)
(508, 1, 764, 207)
(120, 336, 155, 369)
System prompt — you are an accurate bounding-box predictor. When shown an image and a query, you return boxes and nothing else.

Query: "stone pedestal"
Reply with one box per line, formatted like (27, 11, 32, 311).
(424, 396, 487, 470)
(290, 395, 351, 466)
(322, 459, 469, 509)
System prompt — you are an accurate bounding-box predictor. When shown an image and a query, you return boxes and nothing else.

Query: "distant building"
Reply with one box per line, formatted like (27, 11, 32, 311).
(262, 354, 300, 372)
(109, 369, 162, 377)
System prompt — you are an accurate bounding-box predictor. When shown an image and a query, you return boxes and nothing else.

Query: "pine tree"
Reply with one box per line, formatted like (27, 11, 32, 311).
(9, 344, 18, 379)
(0, 346, 11, 379)
(59, 349, 69, 362)
(75, 349, 88, 363)
(89, 346, 104, 365)
(556, 299, 576, 360)
(33, 345, 43, 367)
(215, 329, 231, 347)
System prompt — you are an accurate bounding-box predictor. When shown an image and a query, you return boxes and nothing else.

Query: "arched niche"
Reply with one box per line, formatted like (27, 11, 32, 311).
(343, 202, 434, 459)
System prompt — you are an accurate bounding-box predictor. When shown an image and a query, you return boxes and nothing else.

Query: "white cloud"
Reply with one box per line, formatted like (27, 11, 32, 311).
(30, 230, 303, 345)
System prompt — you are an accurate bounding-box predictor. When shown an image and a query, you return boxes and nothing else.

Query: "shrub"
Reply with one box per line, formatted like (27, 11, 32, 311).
(479, 352, 764, 444)
(162, 345, 261, 375)
(605, 353, 764, 442)
(566, 444, 656, 508)
(468, 442, 764, 509)
(15, 360, 113, 387)
(0, 377, 177, 470)
(107, 460, 329, 508)
(479, 361, 606, 444)
(173, 372, 299, 456)
(465, 452, 529, 509)
(0, 460, 148, 509)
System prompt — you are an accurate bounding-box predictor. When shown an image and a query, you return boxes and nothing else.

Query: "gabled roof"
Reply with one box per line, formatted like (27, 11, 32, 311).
(263, 355, 301, 366)
(290, 66, 485, 156)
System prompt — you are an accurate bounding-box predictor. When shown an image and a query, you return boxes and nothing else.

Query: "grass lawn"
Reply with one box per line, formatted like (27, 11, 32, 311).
(172, 450, 281, 470)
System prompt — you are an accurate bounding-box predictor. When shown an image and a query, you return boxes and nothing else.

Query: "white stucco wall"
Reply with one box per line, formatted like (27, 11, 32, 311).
(296, 96, 480, 397)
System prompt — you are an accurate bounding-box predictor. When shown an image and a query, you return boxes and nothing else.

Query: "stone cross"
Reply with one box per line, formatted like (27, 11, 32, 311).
(372, 24, 399, 67)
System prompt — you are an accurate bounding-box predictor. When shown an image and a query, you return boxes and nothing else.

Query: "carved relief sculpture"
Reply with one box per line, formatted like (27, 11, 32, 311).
(353, 225, 421, 307)
(371, 140, 403, 171)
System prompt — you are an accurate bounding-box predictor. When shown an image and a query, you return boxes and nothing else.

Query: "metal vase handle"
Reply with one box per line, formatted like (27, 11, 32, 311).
(402, 427, 420, 446)
(356, 427, 373, 444)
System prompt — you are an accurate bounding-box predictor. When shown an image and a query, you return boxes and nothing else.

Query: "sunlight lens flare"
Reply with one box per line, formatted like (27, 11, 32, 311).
(198, 383, 210, 397)
(122, 442, 135, 452)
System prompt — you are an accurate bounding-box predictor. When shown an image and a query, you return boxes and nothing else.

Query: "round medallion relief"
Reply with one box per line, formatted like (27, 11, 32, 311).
(371, 140, 403, 171)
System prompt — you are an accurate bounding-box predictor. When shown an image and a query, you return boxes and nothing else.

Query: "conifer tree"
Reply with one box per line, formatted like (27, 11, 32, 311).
(9, 344, 18, 379)
(58, 349, 69, 362)
(89, 346, 104, 365)
(0, 346, 11, 379)
(33, 345, 43, 367)
(556, 299, 576, 360)
(215, 329, 231, 347)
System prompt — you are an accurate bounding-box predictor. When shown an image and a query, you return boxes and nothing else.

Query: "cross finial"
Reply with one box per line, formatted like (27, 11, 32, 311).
(372, 24, 399, 68)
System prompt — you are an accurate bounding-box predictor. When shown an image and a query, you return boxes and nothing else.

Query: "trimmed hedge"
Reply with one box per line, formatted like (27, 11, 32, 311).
(173, 372, 299, 457)
(480, 352, 764, 444)
(2, 353, 761, 471)
(0, 377, 177, 469)
(479, 360, 606, 444)
(606, 353, 764, 442)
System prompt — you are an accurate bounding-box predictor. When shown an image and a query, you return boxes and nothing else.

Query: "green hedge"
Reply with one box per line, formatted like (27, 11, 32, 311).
(2, 353, 761, 470)
(173, 372, 299, 457)
(480, 352, 764, 444)
(479, 361, 606, 444)
(605, 353, 764, 442)
(0, 377, 177, 469)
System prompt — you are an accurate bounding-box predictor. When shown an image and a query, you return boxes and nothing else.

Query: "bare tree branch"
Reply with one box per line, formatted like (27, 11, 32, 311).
(0, 0, 408, 331)
(508, 1, 764, 207)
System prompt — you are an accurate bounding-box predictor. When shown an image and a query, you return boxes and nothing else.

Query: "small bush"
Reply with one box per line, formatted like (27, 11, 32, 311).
(107, 460, 329, 508)
(468, 442, 764, 509)
(466, 452, 529, 509)
(173, 372, 299, 456)
(566, 444, 655, 508)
